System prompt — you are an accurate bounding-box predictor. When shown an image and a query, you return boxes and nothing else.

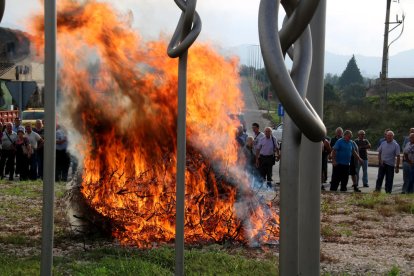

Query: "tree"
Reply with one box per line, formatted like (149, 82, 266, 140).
(324, 83, 339, 102)
(340, 83, 366, 106)
(338, 55, 364, 88)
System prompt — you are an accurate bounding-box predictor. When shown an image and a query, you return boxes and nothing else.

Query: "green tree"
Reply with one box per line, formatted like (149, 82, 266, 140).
(324, 83, 340, 102)
(338, 55, 364, 88)
(324, 73, 339, 86)
(340, 83, 366, 106)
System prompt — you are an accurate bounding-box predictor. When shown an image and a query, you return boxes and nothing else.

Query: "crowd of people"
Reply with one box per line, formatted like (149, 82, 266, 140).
(0, 117, 73, 182)
(236, 121, 414, 195)
(236, 122, 280, 189)
(322, 127, 414, 194)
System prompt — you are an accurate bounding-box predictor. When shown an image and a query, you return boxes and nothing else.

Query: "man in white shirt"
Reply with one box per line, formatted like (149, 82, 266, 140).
(25, 124, 43, 180)
(375, 131, 400, 193)
(255, 127, 280, 188)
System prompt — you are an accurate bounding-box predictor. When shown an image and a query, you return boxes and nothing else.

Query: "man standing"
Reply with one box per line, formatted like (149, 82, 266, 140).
(13, 117, 25, 133)
(330, 130, 363, 192)
(403, 133, 414, 194)
(375, 130, 400, 194)
(329, 127, 343, 183)
(56, 124, 70, 182)
(354, 130, 371, 187)
(252, 123, 265, 151)
(255, 127, 280, 188)
(0, 123, 17, 180)
(401, 127, 414, 194)
(33, 119, 45, 179)
(25, 123, 43, 180)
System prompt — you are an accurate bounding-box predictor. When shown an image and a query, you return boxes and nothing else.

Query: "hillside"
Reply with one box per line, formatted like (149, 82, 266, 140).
(230, 44, 414, 78)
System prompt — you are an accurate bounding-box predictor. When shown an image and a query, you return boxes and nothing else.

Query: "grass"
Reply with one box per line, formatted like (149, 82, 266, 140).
(0, 179, 279, 275)
(388, 265, 401, 276)
(1, 179, 413, 275)
(348, 193, 414, 215)
(0, 247, 278, 275)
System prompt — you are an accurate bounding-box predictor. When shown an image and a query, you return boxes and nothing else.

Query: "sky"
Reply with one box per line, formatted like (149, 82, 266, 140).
(1, 0, 413, 57)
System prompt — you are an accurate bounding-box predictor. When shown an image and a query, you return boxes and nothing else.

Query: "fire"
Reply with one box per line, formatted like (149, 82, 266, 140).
(29, 0, 279, 247)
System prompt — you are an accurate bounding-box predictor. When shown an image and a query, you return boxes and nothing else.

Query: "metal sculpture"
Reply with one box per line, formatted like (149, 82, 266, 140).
(0, 0, 4, 23)
(41, 0, 57, 275)
(167, 1, 201, 275)
(259, 0, 326, 275)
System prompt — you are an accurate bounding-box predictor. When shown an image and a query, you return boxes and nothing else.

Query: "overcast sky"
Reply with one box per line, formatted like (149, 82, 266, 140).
(2, 0, 413, 57)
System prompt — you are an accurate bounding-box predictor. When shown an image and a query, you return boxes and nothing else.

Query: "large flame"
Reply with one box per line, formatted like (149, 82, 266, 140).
(29, 0, 279, 247)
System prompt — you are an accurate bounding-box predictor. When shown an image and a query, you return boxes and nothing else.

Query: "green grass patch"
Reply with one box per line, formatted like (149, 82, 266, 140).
(0, 247, 278, 276)
(388, 265, 401, 276)
(394, 195, 414, 214)
(0, 254, 40, 276)
(348, 193, 390, 209)
(321, 225, 340, 238)
(0, 233, 39, 247)
(321, 197, 338, 215)
(1, 182, 42, 198)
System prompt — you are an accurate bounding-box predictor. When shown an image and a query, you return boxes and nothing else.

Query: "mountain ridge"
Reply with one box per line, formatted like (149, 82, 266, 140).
(228, 45, 414, 78)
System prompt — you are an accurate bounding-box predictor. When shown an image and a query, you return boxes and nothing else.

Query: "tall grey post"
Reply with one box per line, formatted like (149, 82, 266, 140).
(298, 0, 326, 274)
(167, 1, 201, 275)
(258, 0, 326, 275)
(40, 0, 57, 275)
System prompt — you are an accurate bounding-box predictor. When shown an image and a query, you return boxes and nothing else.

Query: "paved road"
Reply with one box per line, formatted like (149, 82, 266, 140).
(239, 78, 404, 194)
(239, 78, 271, 136)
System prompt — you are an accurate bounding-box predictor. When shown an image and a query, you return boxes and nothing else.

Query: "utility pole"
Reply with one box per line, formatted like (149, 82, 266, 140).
(380, 0, 404, 105)
(380, 0, 391, 82)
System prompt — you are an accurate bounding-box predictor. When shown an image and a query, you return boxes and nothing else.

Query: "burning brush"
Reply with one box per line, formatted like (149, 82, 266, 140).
(29, 0, 280, 247)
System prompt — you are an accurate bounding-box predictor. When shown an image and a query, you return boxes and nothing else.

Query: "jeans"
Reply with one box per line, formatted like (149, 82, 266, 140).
(375, 163, 395, 193)
(402, 161, 410, 193)
(356, 159, 368, 186)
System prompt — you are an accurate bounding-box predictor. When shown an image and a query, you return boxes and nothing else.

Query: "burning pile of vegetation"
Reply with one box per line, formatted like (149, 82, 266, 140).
(29, 0, 279, 247)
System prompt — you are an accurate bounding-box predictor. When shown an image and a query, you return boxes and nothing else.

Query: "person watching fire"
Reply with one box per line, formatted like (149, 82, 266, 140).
(255, 127, 280, 188)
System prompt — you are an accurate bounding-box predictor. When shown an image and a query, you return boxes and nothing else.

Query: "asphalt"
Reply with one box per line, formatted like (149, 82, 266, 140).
(239, 78, 405, 195)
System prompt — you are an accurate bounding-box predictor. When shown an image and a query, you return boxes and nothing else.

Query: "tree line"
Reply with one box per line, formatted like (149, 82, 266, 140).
(241, 55, 414, 148)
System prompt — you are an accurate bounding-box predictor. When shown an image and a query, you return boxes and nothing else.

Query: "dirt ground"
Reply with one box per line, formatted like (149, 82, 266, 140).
(0, 181, 413, 275)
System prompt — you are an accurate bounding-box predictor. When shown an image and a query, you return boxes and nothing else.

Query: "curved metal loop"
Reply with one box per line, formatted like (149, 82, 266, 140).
(279, 0, 321, 54)
(0, 0, 5, 23)
(167, 0, 202, 58)
(259, 0, 326, 142)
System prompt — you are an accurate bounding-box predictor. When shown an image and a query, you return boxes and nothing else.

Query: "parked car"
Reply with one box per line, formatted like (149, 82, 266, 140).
(272, 123, 283, 143)
(22, 108, 44, 126)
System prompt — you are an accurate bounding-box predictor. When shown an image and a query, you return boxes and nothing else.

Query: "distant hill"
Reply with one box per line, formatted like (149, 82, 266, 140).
(227, 44, 414, 78)
(326, 50, 414, 78)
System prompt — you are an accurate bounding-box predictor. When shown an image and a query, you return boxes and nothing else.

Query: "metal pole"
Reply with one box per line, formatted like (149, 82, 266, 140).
(175, 50, 187, 276)
(167, 1, 201, 275)
(298, 0, 326, 274)
(40, 0, 57, 275)
(18, 82, 22, 118)
(381, 0, 391, 81)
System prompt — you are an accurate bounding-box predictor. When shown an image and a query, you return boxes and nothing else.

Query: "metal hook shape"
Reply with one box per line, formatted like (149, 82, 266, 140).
(167, 0, 202, 58)
(0, 0, 5, 23)
(259, 0, 326, 142)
